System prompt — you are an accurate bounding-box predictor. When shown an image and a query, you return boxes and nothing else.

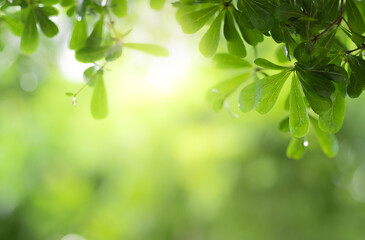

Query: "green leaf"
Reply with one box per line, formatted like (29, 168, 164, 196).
(239, 79, 262, 112)
(318, 87, 345, 134)
(310, 116, 338, 157)
(346, 0, 365, 34)
(40, 0, 60, 5)
(279, 116, 289, 132)
(77, 0, 89, 20)
(83, 66, 97, 86)
(300, 80, 332, 115)
(61, 0, 74, 7)
(317, 29, 337, 49)
(254, 58, 289, 70)
(282, 27, 297, 60)
(20, 9, 39, 55)
(34, 7, 59, 37)
(289, 74, 309, 138)
(91, 71, 108, 119)
(347, 55, 365, 96)
(212, 53, 251, 69)
(70, 19, 88, 50)
(276, 3, 306, 23)
(208, 73, 250, 111)
(239, 70, 291, 113)
(295, 64, 335, 99)
(111, 0, 127, 17)
(233, 9, 263, 46)
(105, 42, 123, 61)
(75, 45, 110, 63)
(351, 32, 365, 47)
(179, 6, 219, 34)
(347, 72, 362, 98)
(150, 0, 166, 10)
(65, 92, 74, 96)
(124, 43, 169, 57)
(224, 9, 246, 58)
(240, 0, 273, 33)
(66, 6, 76, 17)
(1, 15, 23, 36)
(275, 45, 288, 63)
(199, 12, 222, 57)
(40, 6, 59, 17)
(293, 42, 329, 66)
(85, 14, 104, 47)
(255, 70, 291, 114)
(286, 137, 307, 160)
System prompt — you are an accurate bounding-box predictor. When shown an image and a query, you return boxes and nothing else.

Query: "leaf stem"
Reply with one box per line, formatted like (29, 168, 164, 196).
(312, 0, 345, 45)
(299, 0, 310, 17)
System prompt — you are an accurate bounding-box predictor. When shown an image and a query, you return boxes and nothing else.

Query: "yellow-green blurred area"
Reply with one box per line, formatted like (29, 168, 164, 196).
(1, 2, 365, 240)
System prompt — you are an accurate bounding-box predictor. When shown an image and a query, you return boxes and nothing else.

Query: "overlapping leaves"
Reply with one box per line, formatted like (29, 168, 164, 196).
(192, 0, 365, 159)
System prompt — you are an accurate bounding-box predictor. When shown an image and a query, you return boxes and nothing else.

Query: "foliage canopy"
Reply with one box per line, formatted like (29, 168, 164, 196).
(0, 0, 365, 158)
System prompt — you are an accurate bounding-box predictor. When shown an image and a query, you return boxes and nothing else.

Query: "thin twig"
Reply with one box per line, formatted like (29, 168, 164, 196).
(299, 0, 310, 17)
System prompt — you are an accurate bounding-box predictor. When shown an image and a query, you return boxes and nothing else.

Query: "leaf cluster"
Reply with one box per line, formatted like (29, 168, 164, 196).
(175, 0, 365, 158)
(0, 0, 170, 119)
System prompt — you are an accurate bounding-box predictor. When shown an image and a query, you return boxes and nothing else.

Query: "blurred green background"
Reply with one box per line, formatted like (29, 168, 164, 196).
(1, 1, 365, 240)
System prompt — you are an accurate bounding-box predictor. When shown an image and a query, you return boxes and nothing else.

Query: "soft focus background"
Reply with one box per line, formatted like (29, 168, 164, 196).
(1, 1, 365, 240)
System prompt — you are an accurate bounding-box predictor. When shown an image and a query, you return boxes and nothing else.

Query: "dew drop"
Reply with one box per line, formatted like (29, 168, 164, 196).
(304, 141, 309, 147)
(72, 97, 77, 106)
(212, 88, 219, 94)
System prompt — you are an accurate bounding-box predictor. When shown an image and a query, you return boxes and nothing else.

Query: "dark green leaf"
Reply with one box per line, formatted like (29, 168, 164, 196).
(34, 7, 59, 37)
(301, 80, 332, 114)
(295, 64, 335, 98)
(224, 9, 246, 58)
(66, 6, 76, 17)
(347, 72, 362, 98)
(346, 0, 365, 34)
(240, 0, 273, 33)
(276, 3, 306, 23)
(347, 55, 365, 94)
(351, 32, 365, 47)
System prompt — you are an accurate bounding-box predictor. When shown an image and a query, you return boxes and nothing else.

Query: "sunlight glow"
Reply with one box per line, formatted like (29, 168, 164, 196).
(58, 43, 89, 83)
(145, 41, 192, 96)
